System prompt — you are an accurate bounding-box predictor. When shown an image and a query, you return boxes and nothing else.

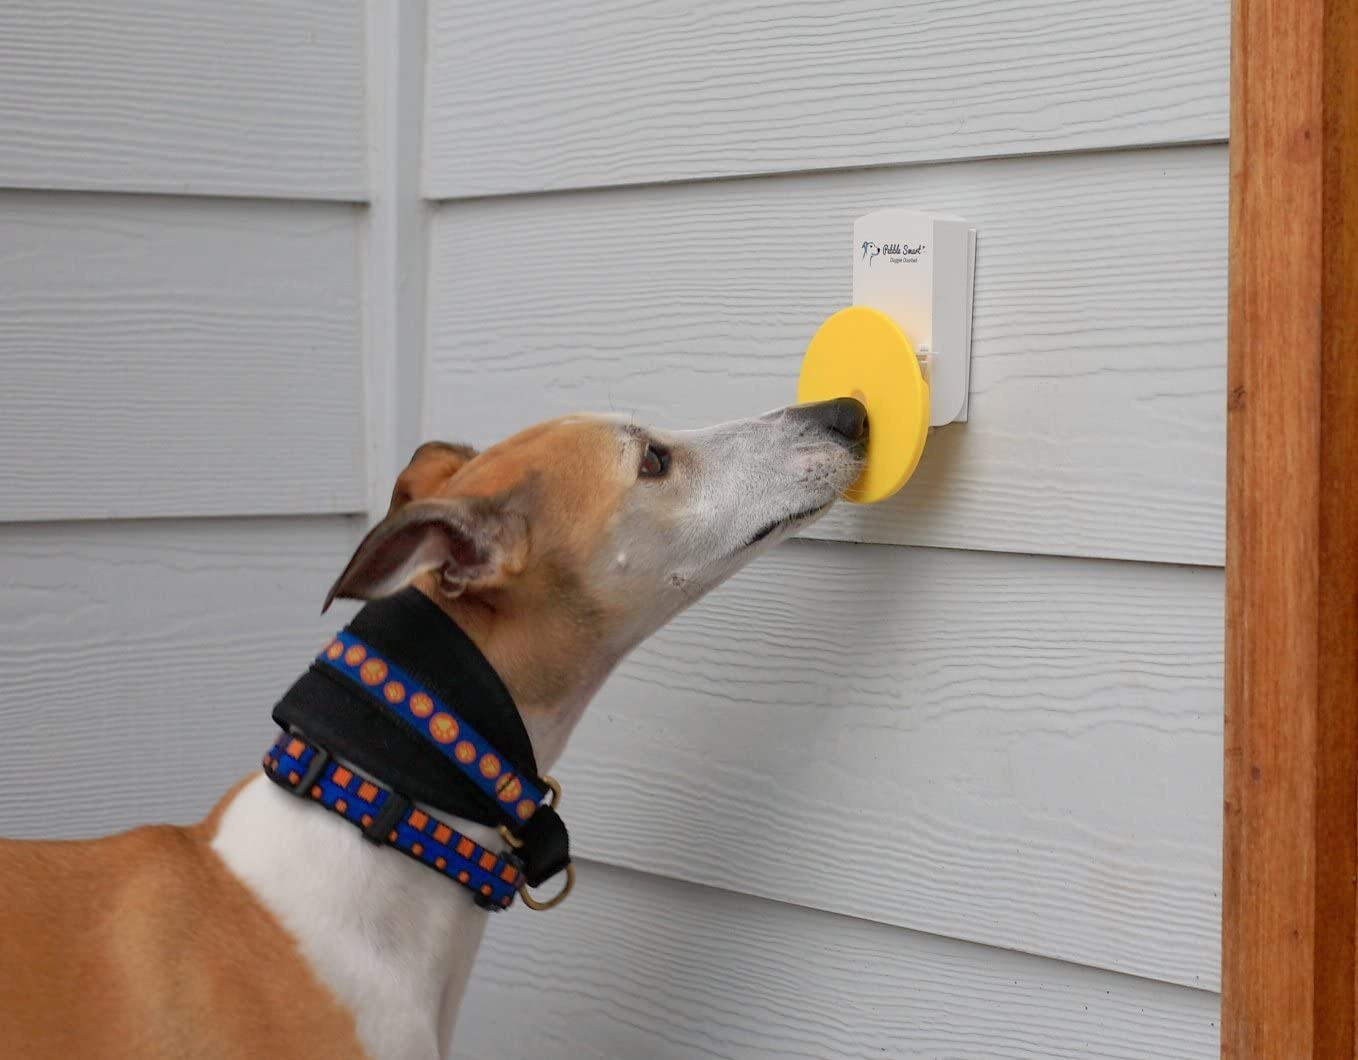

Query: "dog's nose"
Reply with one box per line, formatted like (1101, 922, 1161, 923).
(788, 397, 868, 443)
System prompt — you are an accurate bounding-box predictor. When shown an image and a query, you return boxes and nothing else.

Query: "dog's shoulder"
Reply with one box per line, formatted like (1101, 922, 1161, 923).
(0, 815, 369, 1059)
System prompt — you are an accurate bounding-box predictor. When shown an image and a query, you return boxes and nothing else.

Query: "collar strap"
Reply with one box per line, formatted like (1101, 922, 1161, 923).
(270, 589, 572, 895)
(263, 731, 521, 909)
(309, 628, 571, 889)
(270, 591, 573, 895)
(319, 630, 545, 827)
(273, 589, 542, 830)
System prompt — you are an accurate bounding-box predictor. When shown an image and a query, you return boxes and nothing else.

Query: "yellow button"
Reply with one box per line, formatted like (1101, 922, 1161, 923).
(797, 307, 929, 504)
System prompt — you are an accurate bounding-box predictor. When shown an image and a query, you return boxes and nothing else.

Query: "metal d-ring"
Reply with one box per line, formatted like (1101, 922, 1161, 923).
(540, 775, 562, 808)
(500, 774, 571, 910)
(518, 863, 575, 911)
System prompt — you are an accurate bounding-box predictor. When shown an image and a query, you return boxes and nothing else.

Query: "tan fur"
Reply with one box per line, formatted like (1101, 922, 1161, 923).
(387, 442, 478, 514)
(393, 419, 637, 716)
(0, 779, 366, 1059)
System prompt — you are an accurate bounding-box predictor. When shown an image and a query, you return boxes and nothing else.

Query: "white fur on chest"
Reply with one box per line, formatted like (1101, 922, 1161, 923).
(210, 775, 496, 1060)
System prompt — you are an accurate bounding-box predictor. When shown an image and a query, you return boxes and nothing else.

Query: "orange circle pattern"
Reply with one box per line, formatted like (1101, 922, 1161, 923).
(428, 713, 458, 744)
(409, 692, 433, 717)
(322, 637, 546, 879)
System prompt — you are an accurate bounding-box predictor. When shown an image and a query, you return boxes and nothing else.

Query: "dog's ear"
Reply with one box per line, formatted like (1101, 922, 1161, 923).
(323, 496, 527, 612)
(386, 441, 479, 515)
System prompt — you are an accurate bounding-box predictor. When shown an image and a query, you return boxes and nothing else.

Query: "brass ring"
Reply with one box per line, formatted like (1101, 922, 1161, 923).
(541, 775, 562, 808)
(518, 863, 574, 911)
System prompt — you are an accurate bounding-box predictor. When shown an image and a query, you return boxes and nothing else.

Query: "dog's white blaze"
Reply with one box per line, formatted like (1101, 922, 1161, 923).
(211, 775, 494, 1060)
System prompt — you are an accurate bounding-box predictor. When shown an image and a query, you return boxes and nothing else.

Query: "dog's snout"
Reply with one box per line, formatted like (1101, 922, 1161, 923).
(788, 397, 868, 443)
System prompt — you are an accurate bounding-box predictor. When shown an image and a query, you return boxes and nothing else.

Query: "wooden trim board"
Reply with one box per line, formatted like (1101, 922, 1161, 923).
(1222, 0, 1358, 1054)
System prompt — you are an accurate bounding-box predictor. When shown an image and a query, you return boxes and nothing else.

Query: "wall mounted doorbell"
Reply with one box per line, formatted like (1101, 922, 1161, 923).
(797, 209, 977, 503)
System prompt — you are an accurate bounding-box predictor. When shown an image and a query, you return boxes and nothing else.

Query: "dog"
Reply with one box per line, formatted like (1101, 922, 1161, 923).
(0, 398, 866, 1059)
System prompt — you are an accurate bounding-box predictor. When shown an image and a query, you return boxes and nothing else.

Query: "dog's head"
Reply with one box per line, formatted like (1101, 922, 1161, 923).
(325, 399, 865, 758)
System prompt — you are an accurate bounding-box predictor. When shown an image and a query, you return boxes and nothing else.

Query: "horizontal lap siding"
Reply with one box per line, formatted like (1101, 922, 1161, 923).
(425, 0, 1229, 197)
(426, 145, 1227, 565)
(424, 0, 1228, 1050)
(453, 861, 1219, 1060)
(0, 193, 367, 520)
(0, 518, 362, 839)
(0, 0, 366, 199)
(555, 538, 1223, 989)
(0, 2, 372, 845)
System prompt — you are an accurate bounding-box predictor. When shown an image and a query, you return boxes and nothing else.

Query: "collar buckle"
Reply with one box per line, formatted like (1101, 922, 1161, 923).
(274, 735, 330, 798)
(498, 776, 573, 909)
(361, 791, 411, 845)
(499, 818, 574, 911)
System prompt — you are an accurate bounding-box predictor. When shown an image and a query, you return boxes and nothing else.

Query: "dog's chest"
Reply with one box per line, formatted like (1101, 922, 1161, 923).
(211, 776, 492, 1060)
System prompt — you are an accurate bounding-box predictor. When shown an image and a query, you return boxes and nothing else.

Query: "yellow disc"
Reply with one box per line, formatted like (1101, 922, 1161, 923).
(797, 306, 929, 504)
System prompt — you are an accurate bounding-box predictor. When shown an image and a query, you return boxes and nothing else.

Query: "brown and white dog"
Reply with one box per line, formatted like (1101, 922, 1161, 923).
(0, 399, 866, 1059)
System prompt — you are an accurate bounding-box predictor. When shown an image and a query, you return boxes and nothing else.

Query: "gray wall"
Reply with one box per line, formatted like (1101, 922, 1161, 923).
(0, 2, 1226, 1056)
(424, 1, 1227, 1056)
(0, 1, 371, 833)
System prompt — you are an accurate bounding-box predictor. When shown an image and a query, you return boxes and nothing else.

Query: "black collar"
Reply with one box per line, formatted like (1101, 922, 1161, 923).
(271, 588, 569, 890)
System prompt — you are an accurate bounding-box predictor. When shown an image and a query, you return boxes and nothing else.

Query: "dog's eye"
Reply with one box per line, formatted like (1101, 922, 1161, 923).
(639, 443, 670, 479)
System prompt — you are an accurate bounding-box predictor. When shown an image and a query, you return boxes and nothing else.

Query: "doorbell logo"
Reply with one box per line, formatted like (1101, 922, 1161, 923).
(861, 239, 925, 266)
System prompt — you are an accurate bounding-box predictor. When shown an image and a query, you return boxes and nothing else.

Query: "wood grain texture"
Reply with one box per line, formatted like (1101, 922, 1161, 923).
(0, 192, 367, 520)
(427, 146, 1227, 565)
(551, 538, 1223, 989)
(0, 518, 362, 840)
(454, 861, 1220, 1059)
(0, 0, 365, 199)
(424, 0, 1229, 197)
(1221, 0, 1358, 1054)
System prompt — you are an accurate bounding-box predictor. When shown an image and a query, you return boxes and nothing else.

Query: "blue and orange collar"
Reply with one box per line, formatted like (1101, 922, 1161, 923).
(265, 731, 525, 908)
(265, 590, 572, 910)
(318, 630, 547, 826)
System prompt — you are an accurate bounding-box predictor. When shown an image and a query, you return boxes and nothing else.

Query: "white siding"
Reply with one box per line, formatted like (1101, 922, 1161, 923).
(425, 0, 1229, 197)
(427, 145, 1226, 565)
(558, 541, 1224, 990)
(0, 194, 365, 521)
(0, 0, 367, 199)
(455, 862, 1220, 1060)
(0, 3, 372, 844)
(0, 1, 1227, 1057)
(0, 519, 360, 838)
(425, 0, 1228, 1054)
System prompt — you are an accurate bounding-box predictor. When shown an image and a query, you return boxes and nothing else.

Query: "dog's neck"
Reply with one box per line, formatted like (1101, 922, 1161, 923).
(211, 586, 613, 1060)
(436, 577, 626, 770)
(212, 775, 490, 1059)
(440, 596, 608, 771)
